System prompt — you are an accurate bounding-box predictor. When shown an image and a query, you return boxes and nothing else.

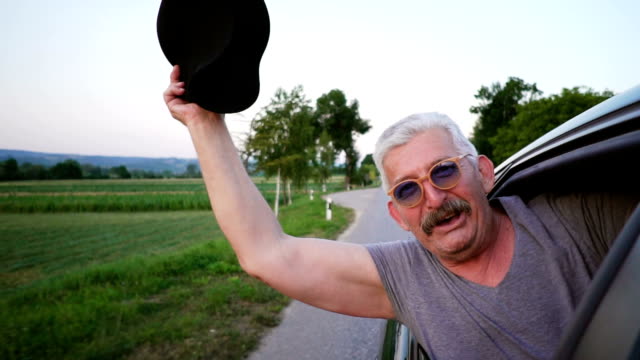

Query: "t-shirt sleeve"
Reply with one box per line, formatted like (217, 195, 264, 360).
(366, 241, 419, 323)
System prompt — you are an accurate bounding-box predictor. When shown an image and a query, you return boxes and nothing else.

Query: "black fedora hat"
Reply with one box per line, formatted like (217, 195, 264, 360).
(157, 0, 270, 114)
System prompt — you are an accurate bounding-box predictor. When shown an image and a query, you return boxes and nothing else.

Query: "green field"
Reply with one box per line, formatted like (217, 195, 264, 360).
(0, 178, 353, 359)
(0, 178, 349, 213)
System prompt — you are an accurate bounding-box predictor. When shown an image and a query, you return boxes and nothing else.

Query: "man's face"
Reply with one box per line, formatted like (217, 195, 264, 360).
(384, 129, 495, 263)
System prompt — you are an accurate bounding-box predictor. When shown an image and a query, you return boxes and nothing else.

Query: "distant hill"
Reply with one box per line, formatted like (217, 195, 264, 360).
(0, 149, 199, 174)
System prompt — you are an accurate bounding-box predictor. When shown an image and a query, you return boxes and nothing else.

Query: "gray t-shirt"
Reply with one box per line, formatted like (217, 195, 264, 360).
(367, 193, 636, 360)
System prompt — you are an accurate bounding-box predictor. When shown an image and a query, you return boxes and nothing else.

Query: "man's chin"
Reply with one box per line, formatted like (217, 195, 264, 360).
(423, 218, 475, 260)
(434, 239, 476, 263)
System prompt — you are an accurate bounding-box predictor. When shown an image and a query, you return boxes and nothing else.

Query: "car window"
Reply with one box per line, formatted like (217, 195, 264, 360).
(552, 204, 640, 359)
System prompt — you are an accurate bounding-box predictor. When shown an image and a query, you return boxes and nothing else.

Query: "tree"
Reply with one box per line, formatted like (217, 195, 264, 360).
(358, 154, 378, 187)
(82, 164, 108, 179)
(470, 77, 542, 159)
(20, 162, 50, 180)
(109, 165, 131, 179)
(130, 169, 160, 179)
(314, 130, 336, 192)
(360, 154, 375, 167)
(183, 163, 201, 178)
(0, 158, 20, 180)
(345, 147, 360, 188)
(161, 170, 174, 178)
(245, 86, 316, 214)
(490, 87, 614, 164)
(315, 89, 371, 189)
(50, 159, 83, 179)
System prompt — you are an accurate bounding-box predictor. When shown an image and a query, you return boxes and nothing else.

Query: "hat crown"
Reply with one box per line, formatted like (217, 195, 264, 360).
(157, 0, 270, 113)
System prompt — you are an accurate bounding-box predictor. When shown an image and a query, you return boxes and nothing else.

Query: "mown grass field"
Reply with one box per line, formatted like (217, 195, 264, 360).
(0, 178, 349, 213)
(0, 178, 353, 360)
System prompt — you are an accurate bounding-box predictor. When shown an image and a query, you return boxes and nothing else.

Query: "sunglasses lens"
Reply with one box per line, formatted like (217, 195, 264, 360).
(431, 161, 460, 189)
(393, 181, 422, 206)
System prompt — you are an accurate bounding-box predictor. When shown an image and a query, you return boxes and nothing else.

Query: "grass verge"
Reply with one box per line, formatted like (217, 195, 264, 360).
(0, 195, 353, 360)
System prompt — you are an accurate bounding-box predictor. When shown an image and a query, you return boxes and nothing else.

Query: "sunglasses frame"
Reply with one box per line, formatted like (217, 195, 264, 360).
(387, 154, 473, 208)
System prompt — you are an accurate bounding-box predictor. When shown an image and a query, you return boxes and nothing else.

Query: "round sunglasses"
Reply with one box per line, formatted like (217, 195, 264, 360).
(387, 154, 473, 208)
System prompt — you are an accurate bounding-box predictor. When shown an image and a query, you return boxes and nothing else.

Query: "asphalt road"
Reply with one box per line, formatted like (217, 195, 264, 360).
(247, 188, 407, 360)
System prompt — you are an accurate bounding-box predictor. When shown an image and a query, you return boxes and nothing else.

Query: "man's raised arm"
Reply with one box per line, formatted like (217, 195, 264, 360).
(163, 65, 394, 319)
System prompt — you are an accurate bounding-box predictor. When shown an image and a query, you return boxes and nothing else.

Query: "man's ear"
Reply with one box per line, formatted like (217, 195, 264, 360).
(476, 155, 495, 193)
(388, 200, 410, 231)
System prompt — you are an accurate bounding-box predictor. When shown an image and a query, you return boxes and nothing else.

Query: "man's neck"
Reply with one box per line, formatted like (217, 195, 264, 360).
(441, 211, 515, 287)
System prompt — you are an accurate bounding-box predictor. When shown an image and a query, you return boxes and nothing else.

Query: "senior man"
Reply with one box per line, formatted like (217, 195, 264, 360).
(164, 65, 635, 359)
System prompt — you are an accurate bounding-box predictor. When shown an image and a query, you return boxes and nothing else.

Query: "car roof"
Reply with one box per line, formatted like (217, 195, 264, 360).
(494, 84, 640, 174)
(490, 84, 640, 200)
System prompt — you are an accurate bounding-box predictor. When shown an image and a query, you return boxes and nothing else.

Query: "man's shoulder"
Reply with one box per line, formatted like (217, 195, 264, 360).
(367, 240, 423, 257)
(367, 240, 434, 273)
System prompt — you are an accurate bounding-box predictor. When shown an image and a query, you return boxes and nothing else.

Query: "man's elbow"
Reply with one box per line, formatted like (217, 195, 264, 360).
(236, 250, 278, 283)
(238, 256, 261, 279)
(231, 232, 291, 286)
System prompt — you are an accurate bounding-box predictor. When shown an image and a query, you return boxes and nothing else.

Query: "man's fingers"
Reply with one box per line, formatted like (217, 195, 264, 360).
(170, 65, 181, 83)
(163, 81, 185, 99)
(164, 65, 215, 126)
(165, 65, 185, 105)
(171, 82, 185, 95)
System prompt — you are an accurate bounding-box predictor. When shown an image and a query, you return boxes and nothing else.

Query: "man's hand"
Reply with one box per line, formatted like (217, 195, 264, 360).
(163, 65, 222, 127)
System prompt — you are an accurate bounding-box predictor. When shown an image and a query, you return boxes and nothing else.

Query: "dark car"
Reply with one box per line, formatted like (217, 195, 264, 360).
(379, 84, 640, 360)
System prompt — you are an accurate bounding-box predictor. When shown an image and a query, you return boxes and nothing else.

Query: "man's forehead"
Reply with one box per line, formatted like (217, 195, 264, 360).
(383, 130, 456, 180)
(387, 129, 454, 160)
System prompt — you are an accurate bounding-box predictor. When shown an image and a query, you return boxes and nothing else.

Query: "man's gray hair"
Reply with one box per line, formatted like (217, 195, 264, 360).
(373, 112, 478, 191)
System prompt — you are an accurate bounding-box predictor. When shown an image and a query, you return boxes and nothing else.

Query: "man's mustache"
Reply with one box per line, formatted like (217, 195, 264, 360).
(421, 199, 472, 235)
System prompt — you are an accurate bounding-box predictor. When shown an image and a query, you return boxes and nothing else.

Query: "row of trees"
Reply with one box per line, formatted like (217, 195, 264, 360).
(470, 77, 613, 164)
(4, 78, 611, 193)
(243, 86, 373, 214)
(0, 158, 201, 181)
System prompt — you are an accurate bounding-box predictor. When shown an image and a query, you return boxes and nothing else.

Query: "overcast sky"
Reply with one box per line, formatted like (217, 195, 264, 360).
(1, 0, 638, 160)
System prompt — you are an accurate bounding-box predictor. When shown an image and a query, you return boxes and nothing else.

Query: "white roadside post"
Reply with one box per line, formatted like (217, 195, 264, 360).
(310, 189, 314, 200)
(326, 198, 333, 221)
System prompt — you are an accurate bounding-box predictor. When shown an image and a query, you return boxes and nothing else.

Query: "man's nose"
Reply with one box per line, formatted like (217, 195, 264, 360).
(421, 180, 447, 210)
